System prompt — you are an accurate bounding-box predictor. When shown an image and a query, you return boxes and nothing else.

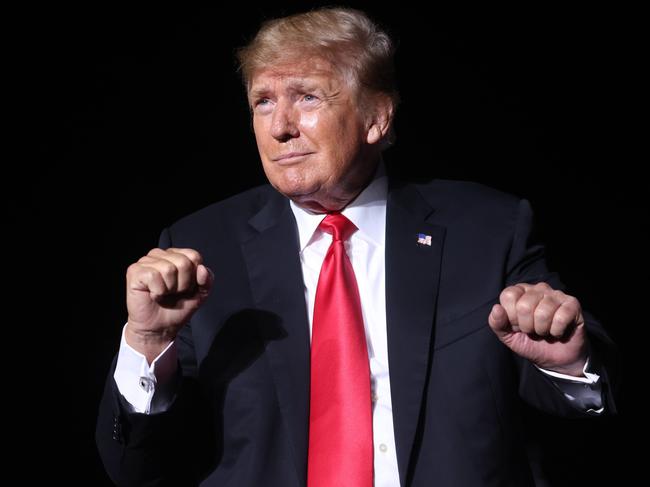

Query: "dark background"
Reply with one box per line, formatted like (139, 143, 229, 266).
(16, 2, 638, 485)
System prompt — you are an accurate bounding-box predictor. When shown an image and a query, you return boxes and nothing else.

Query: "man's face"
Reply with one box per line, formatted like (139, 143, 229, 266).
(250, 58, 379, 212)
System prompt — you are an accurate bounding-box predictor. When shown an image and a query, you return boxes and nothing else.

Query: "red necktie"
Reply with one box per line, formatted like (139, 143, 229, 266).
(308, 213, 373, 487)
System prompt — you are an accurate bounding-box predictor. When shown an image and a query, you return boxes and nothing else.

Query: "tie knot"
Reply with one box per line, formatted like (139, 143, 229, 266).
(319, 213, 357, 242)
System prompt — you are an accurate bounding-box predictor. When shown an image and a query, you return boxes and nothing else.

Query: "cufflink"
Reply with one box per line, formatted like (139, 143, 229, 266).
(139, 376, 155, 393)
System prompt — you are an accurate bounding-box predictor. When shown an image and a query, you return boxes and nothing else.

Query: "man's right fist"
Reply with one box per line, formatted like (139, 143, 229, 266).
(125, 247, 213, 363)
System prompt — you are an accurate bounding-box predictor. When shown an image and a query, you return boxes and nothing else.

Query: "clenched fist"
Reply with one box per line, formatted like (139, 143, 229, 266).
(126, 247, 213, 363)
(488, 282, 588, 377)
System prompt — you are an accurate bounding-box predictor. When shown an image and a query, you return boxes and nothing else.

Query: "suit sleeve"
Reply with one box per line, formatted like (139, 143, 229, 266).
(504, 199, 618, 416)
(95, 228, 216, 486)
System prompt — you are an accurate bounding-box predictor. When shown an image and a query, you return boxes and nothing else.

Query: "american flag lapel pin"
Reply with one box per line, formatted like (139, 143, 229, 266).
(416, 233, 432, 246)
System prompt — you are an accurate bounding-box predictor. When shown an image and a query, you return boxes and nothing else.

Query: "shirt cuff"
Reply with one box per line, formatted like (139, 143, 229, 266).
(113, 324, 178, 414)
(536, 357, 604, 414)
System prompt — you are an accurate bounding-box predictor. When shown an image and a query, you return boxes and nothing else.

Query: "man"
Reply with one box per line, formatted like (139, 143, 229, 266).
(96, 7, 616, 486)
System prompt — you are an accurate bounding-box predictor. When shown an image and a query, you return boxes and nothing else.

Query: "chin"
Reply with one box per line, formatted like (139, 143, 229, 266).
(291, 192, 348, 213)
(271, 173, 320, 200)
(282, 187, 321, 205)
(271, 184, 329, 212)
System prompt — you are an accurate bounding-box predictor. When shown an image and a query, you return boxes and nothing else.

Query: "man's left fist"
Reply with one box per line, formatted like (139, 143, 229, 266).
(488, 282, 588, 376)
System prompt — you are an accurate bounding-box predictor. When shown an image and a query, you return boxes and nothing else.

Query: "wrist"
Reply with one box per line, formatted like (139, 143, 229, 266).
(544, 357, 587, 378)
(125, 324, 175, 364)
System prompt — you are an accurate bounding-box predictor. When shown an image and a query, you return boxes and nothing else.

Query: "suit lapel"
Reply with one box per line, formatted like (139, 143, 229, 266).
(385, 183, 446, 486)
(241, 192, 310, 486)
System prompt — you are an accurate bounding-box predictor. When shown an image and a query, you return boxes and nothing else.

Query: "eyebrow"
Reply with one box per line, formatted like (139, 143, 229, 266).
(249, 78, 325, 98)
(249, 86, 271, 99)
(288, 79, 320, 91)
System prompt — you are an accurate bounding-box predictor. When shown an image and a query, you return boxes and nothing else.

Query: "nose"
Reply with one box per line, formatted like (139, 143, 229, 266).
(270, 99, 300, 142)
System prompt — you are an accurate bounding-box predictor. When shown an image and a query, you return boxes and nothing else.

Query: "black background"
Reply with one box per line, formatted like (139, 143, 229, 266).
(16, 2, 639, 485)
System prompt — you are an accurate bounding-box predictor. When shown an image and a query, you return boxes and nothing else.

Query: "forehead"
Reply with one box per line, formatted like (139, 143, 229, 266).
(249, 57, 347, 93)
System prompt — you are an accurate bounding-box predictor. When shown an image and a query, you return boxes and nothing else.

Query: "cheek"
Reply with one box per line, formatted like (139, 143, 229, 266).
(299, 113, 350, 163)
(253, 122, 269, 151)
(299, 111, 319, 130)
(331, 122, 364, 164)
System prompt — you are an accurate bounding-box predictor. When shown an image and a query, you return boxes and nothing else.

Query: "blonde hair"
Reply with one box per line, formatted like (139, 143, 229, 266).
(236, 7, 399, 113)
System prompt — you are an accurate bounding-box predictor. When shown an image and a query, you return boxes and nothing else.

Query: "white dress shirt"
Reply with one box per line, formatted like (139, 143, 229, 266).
(290, 174, 400, 487)
(114, 170, 603, 486)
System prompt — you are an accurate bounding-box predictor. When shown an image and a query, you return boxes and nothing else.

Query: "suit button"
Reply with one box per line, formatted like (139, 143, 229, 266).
(112, 415, 122, 442)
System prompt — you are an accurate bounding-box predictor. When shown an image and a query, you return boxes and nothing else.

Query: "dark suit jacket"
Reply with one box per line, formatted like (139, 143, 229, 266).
(97, 179, 617, 486)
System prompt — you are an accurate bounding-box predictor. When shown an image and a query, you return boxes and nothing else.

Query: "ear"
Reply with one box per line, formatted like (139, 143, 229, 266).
(366, 95, 394, 145)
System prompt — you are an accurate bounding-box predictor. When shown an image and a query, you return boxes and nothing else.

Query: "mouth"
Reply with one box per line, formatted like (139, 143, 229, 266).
(272, 152, 314, 164)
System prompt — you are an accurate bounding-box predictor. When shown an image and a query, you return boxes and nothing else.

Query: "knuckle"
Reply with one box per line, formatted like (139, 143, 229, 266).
(126, 263, 140, 278)
(159, 261, 177, 279)
(534, 307, 551, 321)
(519, 322, 533, 333)
(500, 287, 518, 301)
(175, 257, 193, 274)
(565, 296, 580, 309)
(550, 321, 565, 333)
(552, 289, 566, 299)
(553, 309, 572, 324)
(515, 301, 533, 315)
(534, 319, 548, 331)
(142, 267, 160, 281)
(183, 249, 203, 265)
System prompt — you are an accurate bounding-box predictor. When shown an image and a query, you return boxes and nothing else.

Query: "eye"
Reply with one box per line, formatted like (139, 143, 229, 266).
(303, 94, 318, 103)
(255, 97, 270, 106)
(253, 97, 274, 114)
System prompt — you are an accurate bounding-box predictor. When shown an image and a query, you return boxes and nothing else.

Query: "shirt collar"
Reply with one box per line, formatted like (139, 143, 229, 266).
(290, 163, 388, 252)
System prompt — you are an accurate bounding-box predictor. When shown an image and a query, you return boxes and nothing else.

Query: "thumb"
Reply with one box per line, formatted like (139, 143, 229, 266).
(196, 264, 214, 297)
(488, 303, 512, 340)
